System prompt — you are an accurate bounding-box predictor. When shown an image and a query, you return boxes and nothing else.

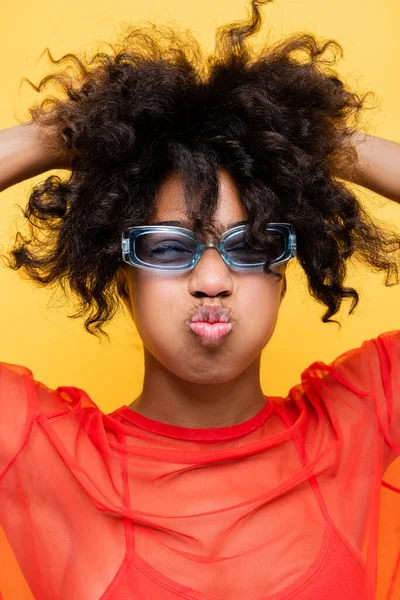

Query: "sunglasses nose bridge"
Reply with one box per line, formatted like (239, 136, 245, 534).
(204, 241, 218, 250)
(194, 241, 226, 265)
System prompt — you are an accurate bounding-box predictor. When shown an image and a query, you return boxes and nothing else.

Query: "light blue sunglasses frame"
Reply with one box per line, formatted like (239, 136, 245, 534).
(121, 223, 297, 273)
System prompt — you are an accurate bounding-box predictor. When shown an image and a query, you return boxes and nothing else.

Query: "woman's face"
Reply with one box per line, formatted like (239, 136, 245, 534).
(116, 169, 287, 385)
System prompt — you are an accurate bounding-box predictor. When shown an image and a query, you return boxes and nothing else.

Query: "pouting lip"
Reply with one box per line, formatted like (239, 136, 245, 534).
(188, 304, 232, 325)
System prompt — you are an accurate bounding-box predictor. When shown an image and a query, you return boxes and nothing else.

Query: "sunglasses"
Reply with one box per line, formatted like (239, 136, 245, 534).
(121, 223, 297, 273)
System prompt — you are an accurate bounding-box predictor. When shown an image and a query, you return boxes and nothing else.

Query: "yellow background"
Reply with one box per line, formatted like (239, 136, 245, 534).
(0, 0, 399, 598)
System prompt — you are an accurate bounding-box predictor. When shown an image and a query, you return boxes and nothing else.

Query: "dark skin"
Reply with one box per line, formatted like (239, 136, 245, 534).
(116, 169, 287, 428)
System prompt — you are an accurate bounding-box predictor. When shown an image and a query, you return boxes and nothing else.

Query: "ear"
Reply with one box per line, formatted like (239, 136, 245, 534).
(116, 265, 129, 300)
(116, 266, 134, 318)
(280, 275, 287, 301)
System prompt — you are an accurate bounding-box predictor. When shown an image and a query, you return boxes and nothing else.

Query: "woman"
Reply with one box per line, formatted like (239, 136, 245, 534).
(1, 1, 400, 598)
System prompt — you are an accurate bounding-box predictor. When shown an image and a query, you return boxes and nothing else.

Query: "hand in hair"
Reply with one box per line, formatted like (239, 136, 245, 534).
(3, 0, 400, 341)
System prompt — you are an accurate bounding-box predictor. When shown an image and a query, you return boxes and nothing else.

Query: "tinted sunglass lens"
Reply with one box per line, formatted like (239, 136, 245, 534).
(135, 232, 197, 267)
(224, 230, 285, 265)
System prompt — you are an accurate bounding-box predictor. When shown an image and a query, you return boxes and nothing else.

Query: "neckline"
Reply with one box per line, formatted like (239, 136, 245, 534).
(113, 397, 274, 441)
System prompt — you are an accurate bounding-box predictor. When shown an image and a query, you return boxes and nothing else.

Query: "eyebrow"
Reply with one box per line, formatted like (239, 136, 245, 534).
(153, 220, 248, 229)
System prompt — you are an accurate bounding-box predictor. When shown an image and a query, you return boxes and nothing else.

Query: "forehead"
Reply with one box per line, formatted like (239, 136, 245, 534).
(150, 169, 248, 227)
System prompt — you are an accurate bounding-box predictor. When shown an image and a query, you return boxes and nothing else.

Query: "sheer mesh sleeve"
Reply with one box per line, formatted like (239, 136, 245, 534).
(323, 330, 400, 475)
(370, 331, 400, 470)
(303, 330, 400, 599)
(0, 363, 40, 482)
(0, 363, 131, 600)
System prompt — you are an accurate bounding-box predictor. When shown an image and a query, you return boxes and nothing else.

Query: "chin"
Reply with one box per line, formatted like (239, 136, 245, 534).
(176, 363, 247, 385)
(183, 373, 238, 385)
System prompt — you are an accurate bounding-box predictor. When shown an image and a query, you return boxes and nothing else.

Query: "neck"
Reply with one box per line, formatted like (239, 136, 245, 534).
(128, 351, 266, 428)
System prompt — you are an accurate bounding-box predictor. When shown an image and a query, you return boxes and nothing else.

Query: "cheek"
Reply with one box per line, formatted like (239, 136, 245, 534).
(130, 277, 183, 346)
(233, 278, 283, 347)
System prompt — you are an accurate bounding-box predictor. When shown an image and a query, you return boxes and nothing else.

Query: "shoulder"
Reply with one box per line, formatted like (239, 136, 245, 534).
(299, 330, 400, 394)
(0, 361, 91, 479)
(0, 361, 74, 414)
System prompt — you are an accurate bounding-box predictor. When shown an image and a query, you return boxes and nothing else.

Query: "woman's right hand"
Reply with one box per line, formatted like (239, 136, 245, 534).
(0, 121, 72, 194)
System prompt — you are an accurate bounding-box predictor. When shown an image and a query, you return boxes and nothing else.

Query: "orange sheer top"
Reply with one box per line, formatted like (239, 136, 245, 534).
(1, 330, 400, 599)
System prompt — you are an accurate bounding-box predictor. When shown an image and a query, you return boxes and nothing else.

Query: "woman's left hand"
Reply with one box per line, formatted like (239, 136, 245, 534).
(335, 130, 400, 203)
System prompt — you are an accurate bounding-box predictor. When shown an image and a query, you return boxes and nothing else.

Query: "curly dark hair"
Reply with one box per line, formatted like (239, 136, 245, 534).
(3, 0, 400, 341)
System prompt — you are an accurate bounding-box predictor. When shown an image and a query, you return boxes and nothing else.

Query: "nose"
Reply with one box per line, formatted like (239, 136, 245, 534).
(188, 247, 233, 298)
